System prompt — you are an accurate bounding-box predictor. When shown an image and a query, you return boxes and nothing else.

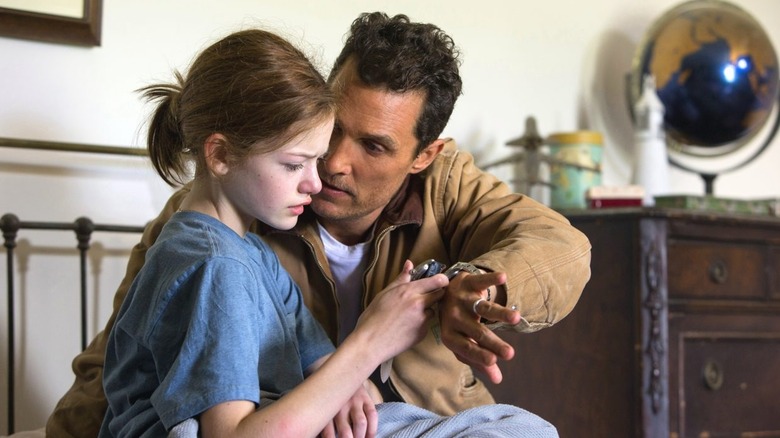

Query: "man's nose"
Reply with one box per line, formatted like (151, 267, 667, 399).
(321, 137, 351, 175)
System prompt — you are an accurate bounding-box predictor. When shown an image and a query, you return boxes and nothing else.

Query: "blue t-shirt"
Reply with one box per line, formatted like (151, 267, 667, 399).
(100, 211, 335, 437)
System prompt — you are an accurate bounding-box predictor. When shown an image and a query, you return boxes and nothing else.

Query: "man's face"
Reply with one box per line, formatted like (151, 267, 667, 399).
(312, 63, 440, 240)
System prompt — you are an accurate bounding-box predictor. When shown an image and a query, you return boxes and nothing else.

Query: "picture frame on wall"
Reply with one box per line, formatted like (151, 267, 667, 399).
(0, 0, 102, 47)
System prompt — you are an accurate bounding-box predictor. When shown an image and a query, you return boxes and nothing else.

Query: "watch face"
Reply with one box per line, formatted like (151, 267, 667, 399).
(410, 260, 478, 280)
(410, 259, 447, 280)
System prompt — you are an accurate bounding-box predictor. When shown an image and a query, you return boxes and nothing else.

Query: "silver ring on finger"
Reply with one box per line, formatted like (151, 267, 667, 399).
(472, 298, 486, 315)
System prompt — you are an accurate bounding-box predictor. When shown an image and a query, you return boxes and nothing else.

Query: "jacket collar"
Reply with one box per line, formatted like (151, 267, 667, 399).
(382, 174, 424, 226)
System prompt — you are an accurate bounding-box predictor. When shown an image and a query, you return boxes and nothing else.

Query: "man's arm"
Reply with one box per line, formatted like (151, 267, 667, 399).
(431, 140, 592, 383)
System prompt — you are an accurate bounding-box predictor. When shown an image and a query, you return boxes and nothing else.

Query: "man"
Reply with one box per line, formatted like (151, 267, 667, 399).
(47, 12, 591, 437)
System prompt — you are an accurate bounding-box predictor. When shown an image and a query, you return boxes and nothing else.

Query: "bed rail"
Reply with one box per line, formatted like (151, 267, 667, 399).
(0, 136, 147, 157)
(1, 214, 145, 435)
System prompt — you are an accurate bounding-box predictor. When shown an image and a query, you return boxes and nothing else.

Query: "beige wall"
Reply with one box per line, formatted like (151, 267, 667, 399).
(1, 0, 779, 431)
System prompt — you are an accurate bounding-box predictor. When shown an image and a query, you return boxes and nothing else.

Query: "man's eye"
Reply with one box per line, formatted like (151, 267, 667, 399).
(363, 141, 383, 154)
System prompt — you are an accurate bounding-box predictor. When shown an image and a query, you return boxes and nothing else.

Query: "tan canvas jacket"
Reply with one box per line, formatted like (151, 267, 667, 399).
(46, 139, 591, 437)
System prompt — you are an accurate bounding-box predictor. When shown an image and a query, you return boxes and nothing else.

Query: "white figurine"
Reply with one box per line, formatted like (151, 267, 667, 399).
(631, 74, 670, 206)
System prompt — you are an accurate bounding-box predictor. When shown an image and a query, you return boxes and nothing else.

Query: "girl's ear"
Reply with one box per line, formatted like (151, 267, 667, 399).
(204, 133, 230, 177)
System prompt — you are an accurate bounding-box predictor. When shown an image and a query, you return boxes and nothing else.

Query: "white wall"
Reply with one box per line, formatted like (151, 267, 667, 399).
(1, 0, 778, 431)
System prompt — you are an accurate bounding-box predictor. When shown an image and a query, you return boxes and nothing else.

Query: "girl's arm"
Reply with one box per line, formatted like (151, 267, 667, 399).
(198, 261, 447, 438)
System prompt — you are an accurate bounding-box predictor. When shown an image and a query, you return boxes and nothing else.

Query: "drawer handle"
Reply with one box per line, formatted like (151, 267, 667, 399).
(708, 260, 728, 284)
(703, 359, 723, 391)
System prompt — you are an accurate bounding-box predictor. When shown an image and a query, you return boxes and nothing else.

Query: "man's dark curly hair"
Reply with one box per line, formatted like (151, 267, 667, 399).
(329, 12, 463, 153)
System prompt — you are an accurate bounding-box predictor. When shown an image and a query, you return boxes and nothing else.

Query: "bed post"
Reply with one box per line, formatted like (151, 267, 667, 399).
(74, 217, 95, 352)
(1, 213, 20, 435)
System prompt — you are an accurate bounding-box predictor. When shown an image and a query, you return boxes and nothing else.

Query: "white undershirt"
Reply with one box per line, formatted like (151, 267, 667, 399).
(317, 222, 371, 343)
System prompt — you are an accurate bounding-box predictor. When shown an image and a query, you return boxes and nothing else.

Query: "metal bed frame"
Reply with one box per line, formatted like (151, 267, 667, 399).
(1, 137, 147, 435)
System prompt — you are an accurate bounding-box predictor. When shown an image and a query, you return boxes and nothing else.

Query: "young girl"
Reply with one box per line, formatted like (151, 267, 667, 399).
(98, 29, 447, 438)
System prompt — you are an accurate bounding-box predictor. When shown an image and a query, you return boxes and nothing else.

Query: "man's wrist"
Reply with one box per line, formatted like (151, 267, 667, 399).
(445, 261, 492, 301)
(444, 262, 480, 280)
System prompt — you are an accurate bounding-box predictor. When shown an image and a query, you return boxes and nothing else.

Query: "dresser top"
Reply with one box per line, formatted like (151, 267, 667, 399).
(563, 207, 780, 226)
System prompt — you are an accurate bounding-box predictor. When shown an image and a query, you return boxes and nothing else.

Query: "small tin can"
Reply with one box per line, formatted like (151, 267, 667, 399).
(547, 131, 603, 209)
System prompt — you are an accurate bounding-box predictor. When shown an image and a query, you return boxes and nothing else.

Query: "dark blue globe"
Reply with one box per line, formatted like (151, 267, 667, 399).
(630, 0, 779, 152)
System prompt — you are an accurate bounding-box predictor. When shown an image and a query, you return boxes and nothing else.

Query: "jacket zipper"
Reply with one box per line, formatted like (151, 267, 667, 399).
(362, 224, 408, 401)
(297, 232, 341, 339)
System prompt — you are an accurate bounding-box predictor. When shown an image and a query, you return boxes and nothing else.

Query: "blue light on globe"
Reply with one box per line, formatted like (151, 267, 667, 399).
(630, 0, 779, 151)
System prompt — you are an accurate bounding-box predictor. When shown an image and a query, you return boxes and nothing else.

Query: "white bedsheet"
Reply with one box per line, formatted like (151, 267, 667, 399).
(168, 403, 558, 438)
(0, 427, 46, 438)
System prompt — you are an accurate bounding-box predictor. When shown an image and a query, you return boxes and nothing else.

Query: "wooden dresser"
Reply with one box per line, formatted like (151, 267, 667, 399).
(484, 208, 780, 437)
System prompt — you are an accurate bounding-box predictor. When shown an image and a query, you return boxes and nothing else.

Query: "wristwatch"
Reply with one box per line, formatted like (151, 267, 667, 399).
(446, 262, 494, 303)
(443, 262, 481, 279)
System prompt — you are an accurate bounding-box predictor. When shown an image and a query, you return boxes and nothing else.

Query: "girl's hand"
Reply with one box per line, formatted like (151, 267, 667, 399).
(319, 383, 378, 438)
(354, 260, 448, 362)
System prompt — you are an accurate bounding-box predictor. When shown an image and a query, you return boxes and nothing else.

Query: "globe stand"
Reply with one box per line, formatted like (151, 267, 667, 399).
(700, 173, 717, 196)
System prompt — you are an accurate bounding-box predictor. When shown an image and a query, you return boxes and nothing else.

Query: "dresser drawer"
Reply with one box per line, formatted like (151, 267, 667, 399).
(676, 331, 780, 437)
(667, 239, 767, 299)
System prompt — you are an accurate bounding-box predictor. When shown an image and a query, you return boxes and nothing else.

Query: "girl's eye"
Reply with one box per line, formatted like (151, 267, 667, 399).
(284, 163, 304, 172)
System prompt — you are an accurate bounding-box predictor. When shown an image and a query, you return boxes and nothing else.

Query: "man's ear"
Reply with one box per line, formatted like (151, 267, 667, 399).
(204, 133, 230, 177)
(410, 139, 445, 174)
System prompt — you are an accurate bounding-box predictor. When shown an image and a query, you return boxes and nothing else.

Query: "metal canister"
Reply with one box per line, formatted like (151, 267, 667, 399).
(547, 131, 603, 209)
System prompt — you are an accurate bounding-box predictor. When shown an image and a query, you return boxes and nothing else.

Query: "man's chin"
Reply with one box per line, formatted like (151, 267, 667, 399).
(310, 199, 335, 218)
(311, 199, 350, 221)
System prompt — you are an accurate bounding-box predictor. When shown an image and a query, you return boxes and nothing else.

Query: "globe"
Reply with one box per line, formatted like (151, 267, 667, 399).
(629, 0, 779, 158)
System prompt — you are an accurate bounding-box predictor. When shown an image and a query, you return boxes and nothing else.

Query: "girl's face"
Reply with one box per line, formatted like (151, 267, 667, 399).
(224, 117, 334, 231)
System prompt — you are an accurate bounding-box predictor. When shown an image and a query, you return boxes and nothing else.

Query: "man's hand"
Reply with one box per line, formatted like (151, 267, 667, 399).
(437, 270, 521, 384)
(319, 382, 378, 438)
